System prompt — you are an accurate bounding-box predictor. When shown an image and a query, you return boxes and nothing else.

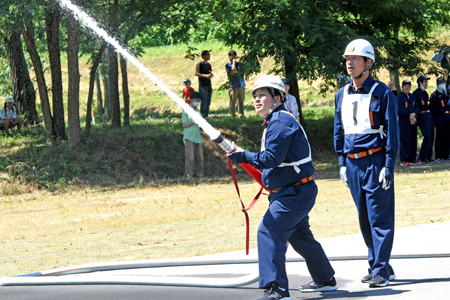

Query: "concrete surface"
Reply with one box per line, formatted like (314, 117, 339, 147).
(1, 222, 449, 299)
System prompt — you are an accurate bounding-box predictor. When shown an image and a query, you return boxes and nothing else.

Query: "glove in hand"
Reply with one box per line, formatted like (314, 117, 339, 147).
(378, 167, 394, 190)
(227, 142, 246, 164)
(339, 166, 348, 188)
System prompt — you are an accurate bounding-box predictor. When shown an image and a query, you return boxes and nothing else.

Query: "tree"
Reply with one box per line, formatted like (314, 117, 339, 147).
(108, 0, 121, 128)
(3, 30, 39, 125)
(341, 0, 450, 92)
(213, 0, 450, 124)
(213, 0, 354, 124)
(85, 45, 106, 135)
(45, 3, 66, 139)
(22, 22, 55, 138)
(67, 0, 81, 147)
(0, 2, 40, 125)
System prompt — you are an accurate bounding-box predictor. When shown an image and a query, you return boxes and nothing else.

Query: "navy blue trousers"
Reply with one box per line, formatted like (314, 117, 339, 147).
(417, 112, 435, 161)
(257, 181, 335, 289)
(199, 86, 212, 117)
(434, 114, 450, 160)
(346, 151, 395, 279)
(398, 118, 417, 162)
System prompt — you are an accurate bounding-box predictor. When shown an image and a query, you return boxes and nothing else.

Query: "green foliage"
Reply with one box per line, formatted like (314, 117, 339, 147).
(211, 0, 450, 93)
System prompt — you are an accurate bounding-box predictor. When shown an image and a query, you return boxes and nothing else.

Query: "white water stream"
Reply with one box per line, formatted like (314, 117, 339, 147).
(56, 0, 221, 140)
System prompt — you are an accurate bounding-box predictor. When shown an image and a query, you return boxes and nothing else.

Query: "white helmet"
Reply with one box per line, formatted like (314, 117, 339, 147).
(251, 75, 286, 101)
(343, 39, 375, 62)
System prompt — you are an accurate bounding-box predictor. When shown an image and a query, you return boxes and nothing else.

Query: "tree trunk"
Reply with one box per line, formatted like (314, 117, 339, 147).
(120, 54, 130, 126)
(45, 5, 66, 140)
(3, 30, 39, 125)
(387, 29, 401, 94)
(86, 45, 106, 135)
(67, 2, 81, 147)
(284, 58, 304, 125)
(95, 66, 104, 117)
(101, 68, 111, 117)
(21, 23, 55, 139)
(109, 44, 121, 127)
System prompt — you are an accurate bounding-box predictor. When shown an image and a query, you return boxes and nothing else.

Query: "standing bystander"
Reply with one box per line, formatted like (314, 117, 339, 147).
(413, 75, 434, 163)
(281, 78, 300, 123)
(182, 92, 206, 178)
(397, 79, 421, 166)
(195, 50, 213, 117)
(182, 79, 195, 104)
(430, 76, 450, 161)
(225, 50, 246, 118)
(386, 81, 398, 96)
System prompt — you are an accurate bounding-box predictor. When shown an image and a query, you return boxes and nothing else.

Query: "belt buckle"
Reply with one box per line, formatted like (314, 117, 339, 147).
(354, 153, 361, 159)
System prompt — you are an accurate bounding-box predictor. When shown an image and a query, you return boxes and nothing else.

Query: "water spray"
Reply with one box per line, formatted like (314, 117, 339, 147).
(55, 0, 232, 152)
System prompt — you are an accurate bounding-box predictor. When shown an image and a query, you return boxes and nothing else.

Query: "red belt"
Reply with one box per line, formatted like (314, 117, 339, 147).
(444, 111, 450, 114)
(271, 176, 313, 193)
(420, 110, 430, 113)
(347, 147, 384, 159)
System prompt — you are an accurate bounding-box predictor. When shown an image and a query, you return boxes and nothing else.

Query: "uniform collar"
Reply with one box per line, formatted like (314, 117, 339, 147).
(264, 105, 285, 124)
(437, 87, 448, 95)
(348, 75, 375, 93)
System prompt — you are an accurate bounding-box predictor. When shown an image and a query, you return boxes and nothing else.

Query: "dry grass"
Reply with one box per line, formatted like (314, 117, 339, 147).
(1, 168, 450, 277)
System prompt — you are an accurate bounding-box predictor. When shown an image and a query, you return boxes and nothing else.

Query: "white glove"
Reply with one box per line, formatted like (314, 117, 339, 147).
(339, 166, 348, 187)
(227, 142, 245, 154)
(378, 167, 394, 190)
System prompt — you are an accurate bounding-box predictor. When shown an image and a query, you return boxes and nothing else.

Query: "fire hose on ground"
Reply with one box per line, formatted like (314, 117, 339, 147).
(1, 253, 450, 287)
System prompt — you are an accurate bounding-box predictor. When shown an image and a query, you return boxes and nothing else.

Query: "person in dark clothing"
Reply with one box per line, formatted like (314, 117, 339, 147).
(335, 39, 398, 288)
(397, 79, 420, 166)
(430, 76, 450, 161)
(228, 75, 337, 300)
(195, 50, 213, 117)
(412, 75, 434, 163)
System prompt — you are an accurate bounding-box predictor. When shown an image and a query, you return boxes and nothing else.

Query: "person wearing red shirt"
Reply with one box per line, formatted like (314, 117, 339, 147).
(182, 79, 195, 104)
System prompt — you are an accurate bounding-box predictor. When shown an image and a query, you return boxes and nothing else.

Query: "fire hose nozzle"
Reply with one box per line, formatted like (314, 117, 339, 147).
(211, 133, 234, 153)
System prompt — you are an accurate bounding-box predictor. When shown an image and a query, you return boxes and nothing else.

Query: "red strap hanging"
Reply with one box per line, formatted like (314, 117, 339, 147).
(227, 157, 264, 255)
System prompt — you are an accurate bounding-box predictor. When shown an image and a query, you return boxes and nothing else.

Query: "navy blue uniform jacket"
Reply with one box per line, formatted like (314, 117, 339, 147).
(244, 105, 314, 190)
(334, 75, 399, 169)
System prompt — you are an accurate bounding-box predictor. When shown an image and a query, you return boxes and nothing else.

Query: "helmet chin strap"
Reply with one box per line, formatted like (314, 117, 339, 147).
(263, 100, 278, 118)
(352, 61, 373, 80)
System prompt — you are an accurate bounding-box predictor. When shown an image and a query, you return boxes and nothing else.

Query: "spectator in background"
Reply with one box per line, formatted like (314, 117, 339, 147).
(386, 81, 398, 96)
(182, 79, 195, 104)
(281, 78, 300, 123)
(430, 76, 450, 162)
(0, 97, 23, 137)
(195, 50, 213, 117)
(225, 50, 246, 118)
(182, 92, 206, 178)
(397, 79, 420, 166)
(413, 75, 434, 163)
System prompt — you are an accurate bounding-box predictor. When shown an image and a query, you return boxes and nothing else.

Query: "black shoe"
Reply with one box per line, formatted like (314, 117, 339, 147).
(299, 276, 338, 292)
(256, 285, 291, 300)
(368, 275, 389, 287)
(362, 268, 396, 283)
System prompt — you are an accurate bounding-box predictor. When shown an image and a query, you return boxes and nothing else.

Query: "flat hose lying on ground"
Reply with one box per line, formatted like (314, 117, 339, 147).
(1, 253, 449, 287)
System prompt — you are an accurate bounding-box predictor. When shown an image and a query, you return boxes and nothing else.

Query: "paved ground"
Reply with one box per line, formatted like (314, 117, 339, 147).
(1, 222, 449, 300)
